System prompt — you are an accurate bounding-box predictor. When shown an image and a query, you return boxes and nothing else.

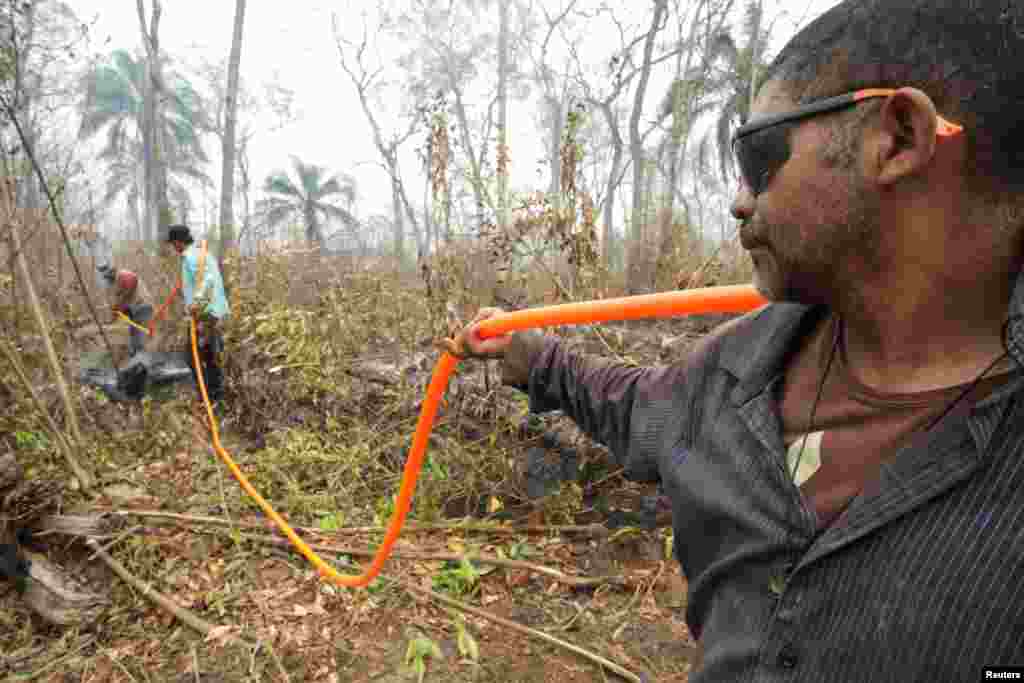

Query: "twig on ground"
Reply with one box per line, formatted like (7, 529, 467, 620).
(86, 525, 143, 561)
(188, 526, 631, 589)
(1, 638, 94, 681)
(583, 467, 625, 492)
(111, 508, 614, 537)
(85, 539, 291, 683)
(118, 521, 643, 679)
(393, 575, 644, 683)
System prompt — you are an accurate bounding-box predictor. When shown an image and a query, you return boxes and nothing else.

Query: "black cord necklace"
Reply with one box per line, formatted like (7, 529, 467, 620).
(788, 316, 841, 482)
(789, 316, 1013, 484)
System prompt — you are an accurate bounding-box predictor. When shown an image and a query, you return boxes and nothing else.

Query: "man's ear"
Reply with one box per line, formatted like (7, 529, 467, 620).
(872, 88, 939, 186)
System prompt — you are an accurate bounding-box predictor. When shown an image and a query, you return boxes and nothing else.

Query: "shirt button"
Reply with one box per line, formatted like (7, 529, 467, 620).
(778, 644, 799, 669)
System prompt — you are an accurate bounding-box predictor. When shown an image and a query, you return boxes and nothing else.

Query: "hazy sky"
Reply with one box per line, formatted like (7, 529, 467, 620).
(70, 0, 842, 236)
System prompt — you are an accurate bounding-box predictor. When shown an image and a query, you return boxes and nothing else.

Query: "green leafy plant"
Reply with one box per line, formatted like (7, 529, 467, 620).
(14, 430, 48, 451)
(317, 511, 344, 532)
(454, 614, 480, 664)
(423, 453, 448, 480)
(374, 493, 398, 526)
(432, 558, 480, 598)
(404, 633, 444, 682)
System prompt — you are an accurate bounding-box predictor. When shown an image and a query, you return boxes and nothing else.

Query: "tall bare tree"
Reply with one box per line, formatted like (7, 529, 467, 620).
(390, 0, 505, 229)
(496, 0, 510, 235)
(218, 0, 246, 262)
(333, 11, 423, 263)
(135, 0, 171, 241)
(626, 0, 669, 293)
(527, 0, 582, 197)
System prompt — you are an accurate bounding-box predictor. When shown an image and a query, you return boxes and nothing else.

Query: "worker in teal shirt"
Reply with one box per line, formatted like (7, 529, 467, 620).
(167, 224, 229, 402)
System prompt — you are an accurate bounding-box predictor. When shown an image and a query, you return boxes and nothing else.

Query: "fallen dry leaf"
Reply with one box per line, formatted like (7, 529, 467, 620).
(205, 624, 240, 647)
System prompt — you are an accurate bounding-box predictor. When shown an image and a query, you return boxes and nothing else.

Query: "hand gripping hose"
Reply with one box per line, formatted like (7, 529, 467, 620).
(192, 284, 767, 587)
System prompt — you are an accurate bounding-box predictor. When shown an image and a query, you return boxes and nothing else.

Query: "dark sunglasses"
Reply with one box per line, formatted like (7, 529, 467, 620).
(731, 88, 963, 196)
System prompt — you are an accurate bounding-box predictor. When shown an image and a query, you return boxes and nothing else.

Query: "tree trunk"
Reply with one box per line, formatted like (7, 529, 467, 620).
(0, 452, 22, 490)
(136, 0, 169, 242)
(218, 0, 246, 270)
(139, 58, 155, 242)
(333, 24, 422, 262)
(598, 101, 625, 270)
(451, 85, 489, 226)
(496, 0, 510, 235)
(547, 96, 564, 196)
(627, 0, 668, 293)
(22, 550, 109, 625)
(391, 175, 405, 264)
(304, 206, 320, 247)
(748, 0, 763, 115)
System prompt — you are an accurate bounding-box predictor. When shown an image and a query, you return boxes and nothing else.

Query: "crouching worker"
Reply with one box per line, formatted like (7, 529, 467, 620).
(166, 224, 230, 403)
(98, 263, 153, 358)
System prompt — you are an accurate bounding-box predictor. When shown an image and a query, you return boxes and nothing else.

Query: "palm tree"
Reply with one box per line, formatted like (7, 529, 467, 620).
(257, 156, 358, 248)
(101, 137, 209, 239)
(79, 49, 210, 239)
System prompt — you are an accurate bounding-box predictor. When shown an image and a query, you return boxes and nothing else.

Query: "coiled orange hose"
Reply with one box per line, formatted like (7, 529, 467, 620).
(192, 284, 767, 587)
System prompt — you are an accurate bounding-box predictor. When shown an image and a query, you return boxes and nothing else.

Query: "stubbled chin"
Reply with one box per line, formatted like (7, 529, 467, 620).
(750, 251, 783, 301)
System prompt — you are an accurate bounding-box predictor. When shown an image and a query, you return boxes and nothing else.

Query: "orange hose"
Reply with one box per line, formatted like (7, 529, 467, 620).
(192, 284, 766, 587)
(148, 280, 182, 336)
(474, 284, 766, 338)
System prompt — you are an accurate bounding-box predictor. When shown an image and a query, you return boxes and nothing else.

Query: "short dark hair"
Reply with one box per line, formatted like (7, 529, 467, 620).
(98, 263, 116, 283)
(167, 224, 194, 245)
(766, 0, 1024, 198)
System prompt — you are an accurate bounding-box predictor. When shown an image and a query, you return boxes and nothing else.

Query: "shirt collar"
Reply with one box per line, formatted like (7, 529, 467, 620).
(1005, 266, 1024, 368)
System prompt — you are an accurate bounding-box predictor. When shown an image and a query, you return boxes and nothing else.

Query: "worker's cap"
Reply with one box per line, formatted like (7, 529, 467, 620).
(166, 225, 193, 244)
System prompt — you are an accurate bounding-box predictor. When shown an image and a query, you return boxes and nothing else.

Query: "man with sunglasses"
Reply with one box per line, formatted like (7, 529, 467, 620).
(452, 0, 1024, 680)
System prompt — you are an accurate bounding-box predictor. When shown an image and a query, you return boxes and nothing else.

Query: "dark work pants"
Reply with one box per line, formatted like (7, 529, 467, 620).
(186, 321, 225, 402)
(125, 303, 154, 357)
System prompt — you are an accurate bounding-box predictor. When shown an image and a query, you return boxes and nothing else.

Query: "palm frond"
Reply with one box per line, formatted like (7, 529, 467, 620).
(316, 202, 358, 228)
(313, 174, 357, 204)
(292, 156, 327, 197)
(259, 202, 299, 229)
(262, 171, 305, 201)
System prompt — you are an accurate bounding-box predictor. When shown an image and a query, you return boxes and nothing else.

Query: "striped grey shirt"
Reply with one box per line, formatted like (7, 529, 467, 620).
(524, 281, 1024, 682)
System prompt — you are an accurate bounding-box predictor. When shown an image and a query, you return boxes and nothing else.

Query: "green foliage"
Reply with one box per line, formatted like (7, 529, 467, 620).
(317, 512, 345, 532)
(537, 482, 583, 525)
(404, 633, 444, 683)
(14, 430, 48, 451)
(453, 613, 480, 664)
(374, 493, 398, 527)
(432, 557, 480, 598)
(238, 427, 372, 521)
(500, 540, 534, 561)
